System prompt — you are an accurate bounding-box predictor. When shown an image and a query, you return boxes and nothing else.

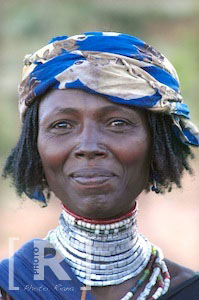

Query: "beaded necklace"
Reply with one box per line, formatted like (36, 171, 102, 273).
(45, 202, 170, 299)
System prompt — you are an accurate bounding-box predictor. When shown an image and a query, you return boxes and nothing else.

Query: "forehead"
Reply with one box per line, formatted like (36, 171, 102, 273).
(38, 89, 146, 121)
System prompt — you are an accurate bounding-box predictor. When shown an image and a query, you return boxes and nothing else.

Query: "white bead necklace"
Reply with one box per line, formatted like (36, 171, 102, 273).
(45, 203, 170, 299)
(45, 203, 152, 286)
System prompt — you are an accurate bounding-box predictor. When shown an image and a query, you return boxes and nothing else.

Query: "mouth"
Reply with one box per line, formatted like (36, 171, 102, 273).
(69, 168, 117, 187)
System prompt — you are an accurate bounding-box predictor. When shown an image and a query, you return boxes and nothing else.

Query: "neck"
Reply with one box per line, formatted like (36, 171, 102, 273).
(45, 201, 152, 286)
(61, 202, 137, 224)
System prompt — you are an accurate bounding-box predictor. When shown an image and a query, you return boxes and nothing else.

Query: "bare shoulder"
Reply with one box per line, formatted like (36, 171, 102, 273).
(165, 258, 197, 289)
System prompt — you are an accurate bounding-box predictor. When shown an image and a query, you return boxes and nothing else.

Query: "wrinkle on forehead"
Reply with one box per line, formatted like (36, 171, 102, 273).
(38, 89, 148, 126)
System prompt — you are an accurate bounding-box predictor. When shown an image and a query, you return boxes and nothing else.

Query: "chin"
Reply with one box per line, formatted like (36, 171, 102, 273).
(61, 194, 115, 219)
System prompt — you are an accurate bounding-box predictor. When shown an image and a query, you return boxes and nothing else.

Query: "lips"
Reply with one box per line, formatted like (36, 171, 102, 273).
(70, 168, 116, 186)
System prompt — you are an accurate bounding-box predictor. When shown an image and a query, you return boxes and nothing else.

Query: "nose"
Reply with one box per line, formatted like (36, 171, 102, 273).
(73, 123, 108, 160)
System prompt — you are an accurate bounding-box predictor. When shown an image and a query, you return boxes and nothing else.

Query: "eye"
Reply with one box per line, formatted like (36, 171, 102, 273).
(109, 119, 129, 127)
(52, 121, 73, 130)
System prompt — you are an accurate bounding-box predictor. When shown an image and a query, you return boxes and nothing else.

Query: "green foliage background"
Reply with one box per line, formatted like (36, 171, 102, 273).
(0, 0, 198, 197)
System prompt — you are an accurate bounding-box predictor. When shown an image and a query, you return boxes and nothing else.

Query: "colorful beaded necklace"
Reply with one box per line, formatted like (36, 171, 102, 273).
(45, 202, 170, 299)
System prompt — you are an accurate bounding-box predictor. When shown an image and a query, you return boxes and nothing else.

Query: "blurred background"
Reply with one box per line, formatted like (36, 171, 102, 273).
(0, 0, 198, 269)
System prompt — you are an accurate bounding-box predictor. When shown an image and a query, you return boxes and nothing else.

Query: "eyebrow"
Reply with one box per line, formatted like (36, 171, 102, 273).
(92, 105, 138, 117)
(50, 105, 133, 115)
(48, 107, 80, 115)
(40, 104, 137, 125)
(98, 105, 129, 113)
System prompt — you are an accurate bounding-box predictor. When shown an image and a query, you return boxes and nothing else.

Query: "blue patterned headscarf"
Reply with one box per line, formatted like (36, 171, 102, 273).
(18, 32, 199, 146)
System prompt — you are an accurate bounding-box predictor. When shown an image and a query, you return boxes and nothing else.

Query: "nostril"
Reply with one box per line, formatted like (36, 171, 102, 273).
(74, 150, 107, 159)
(95, 152, 105, 157)
(76, 153, 85, 158)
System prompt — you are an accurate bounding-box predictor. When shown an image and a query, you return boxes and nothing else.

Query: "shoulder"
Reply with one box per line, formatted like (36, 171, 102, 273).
(160, 259, 199, 299)
(0, 238, 44, 271)
(0, 238, 52, 264)
(1, 238, 42, 259)
(165, 258, 198, 289)
(0, 239, 88, 300)
(0, 239, 46, 299)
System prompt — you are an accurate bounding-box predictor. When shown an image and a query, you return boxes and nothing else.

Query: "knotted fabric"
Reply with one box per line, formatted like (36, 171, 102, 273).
(18, 32, 199, 146)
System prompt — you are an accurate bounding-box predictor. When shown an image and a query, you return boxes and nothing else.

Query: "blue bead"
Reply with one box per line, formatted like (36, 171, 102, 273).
(130, 287, 137, 293)
(137, 279, 142, 286)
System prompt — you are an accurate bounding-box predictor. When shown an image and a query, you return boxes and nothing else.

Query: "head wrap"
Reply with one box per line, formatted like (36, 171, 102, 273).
(18, 32, 199, 146)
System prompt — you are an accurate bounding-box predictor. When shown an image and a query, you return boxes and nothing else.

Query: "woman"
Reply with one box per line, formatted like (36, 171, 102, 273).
(0, 32, 198, 300)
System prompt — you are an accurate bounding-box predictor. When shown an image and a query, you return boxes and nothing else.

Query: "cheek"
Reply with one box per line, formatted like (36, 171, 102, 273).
(37, 136, 69, 174)
(113, 135, 151, 168)
(37, 137, 72, 199)
(118, 135, 151, 196)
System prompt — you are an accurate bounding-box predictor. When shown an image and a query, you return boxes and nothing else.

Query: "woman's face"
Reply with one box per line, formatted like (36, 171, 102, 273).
(38, 89, 151, 219)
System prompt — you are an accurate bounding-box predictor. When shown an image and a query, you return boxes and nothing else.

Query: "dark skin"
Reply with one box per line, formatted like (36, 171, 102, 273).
(37, 89, 151, 219)
(36, 89, 195, 299)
